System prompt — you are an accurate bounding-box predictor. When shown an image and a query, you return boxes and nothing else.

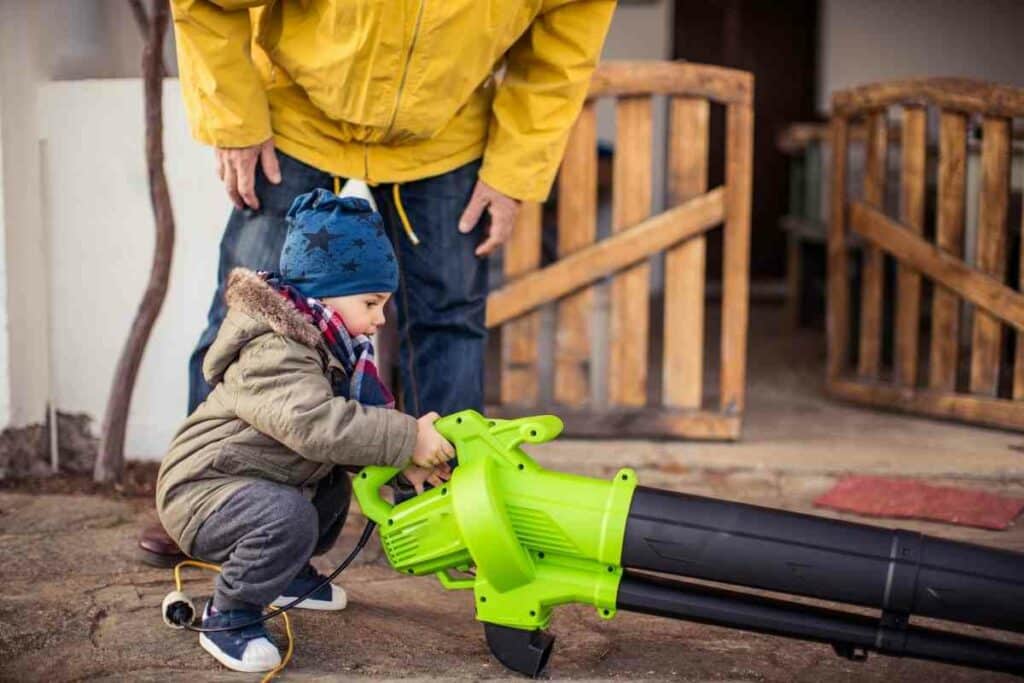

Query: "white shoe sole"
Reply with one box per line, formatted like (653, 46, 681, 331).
(270, 587, 347, 611)
(199, 633, 281, 673)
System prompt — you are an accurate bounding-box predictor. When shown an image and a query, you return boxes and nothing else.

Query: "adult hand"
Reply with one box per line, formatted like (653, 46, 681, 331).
(215, 138, 282, 211)
(400, 462, 452, 494)
(458, 179, 521, 257)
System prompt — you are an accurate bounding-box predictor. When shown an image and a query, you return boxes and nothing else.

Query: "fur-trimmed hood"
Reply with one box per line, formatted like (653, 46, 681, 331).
(203, 268, 322, 383)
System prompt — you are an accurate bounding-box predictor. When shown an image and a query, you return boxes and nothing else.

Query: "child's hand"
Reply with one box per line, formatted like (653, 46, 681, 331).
(401, 462, 452, 494)
(412, 411, 455, 468)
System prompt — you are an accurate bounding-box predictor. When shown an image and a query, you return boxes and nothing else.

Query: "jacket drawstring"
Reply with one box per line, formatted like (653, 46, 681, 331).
(332, 176, 421, 246)
(391, 184, 421, 246)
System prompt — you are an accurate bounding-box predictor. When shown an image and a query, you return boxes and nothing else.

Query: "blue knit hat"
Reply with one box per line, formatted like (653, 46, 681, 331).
(279, 189, 398, 299)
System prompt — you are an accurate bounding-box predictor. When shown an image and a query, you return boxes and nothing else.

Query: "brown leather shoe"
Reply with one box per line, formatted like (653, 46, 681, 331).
(137, 522, 187, 568)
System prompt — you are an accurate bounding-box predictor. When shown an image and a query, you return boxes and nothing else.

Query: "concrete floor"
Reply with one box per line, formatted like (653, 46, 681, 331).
(1, 307, 1022, 681)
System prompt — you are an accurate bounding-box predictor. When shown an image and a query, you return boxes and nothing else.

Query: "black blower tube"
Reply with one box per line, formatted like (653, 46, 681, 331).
(617, 571, 1024, 675)
(622, 487, 1024, 633)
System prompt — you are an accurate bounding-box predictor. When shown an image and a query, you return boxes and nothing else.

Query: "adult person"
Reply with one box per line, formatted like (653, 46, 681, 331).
(172, 0, 616, 417)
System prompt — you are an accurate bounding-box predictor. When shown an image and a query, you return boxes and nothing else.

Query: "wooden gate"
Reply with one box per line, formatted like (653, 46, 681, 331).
(485, 61, 754, 439)
(827, 78, 1024, 430)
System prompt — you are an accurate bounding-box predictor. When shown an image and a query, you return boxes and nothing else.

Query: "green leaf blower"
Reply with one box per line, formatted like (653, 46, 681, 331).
(353, 410, 1024, 677)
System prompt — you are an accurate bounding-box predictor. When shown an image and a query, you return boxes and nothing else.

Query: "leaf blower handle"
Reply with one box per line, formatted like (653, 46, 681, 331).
(353, 466, 401, 525)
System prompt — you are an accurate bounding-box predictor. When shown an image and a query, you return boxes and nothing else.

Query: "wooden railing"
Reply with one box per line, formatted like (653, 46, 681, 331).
(828, 78, 1024, 430)
(485, 60, 754, 439)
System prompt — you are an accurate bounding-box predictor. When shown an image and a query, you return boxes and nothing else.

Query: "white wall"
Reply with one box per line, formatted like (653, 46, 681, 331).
(602, 1, 674, 64)
(0, 1, 51, 428)
(819, 0, 1024, 112)
(0, 76, 9, 428)
(41, 80, 225, 459)
(0, 0, 166, 433)
(47, 0, 172, 81)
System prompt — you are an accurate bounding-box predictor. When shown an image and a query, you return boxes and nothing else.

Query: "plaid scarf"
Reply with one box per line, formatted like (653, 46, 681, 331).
(261, 272, 395, 408)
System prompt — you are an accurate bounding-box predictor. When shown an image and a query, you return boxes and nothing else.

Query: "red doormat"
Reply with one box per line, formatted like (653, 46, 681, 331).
(813, 476, 1024, 530)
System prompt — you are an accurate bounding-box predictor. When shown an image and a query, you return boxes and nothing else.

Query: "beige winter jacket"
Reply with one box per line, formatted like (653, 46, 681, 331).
(156, 268, 416, 555)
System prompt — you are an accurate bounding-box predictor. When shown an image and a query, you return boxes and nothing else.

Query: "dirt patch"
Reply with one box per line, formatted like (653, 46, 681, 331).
(0, 411, 99, 479)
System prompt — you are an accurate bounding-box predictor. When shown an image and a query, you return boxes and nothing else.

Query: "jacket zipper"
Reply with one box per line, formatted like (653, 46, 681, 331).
(383, 0, 425, 139)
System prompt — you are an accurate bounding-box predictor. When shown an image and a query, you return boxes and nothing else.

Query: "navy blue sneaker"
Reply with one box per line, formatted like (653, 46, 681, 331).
(198, 601, 281, 673)
(271, 563, 347, 611)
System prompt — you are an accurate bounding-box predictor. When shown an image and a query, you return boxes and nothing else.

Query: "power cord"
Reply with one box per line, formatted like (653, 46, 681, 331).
(162, 520, 378, 680)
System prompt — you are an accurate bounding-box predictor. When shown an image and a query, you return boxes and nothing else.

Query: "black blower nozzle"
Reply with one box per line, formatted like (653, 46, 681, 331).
(622, 486, 1024, 634)
(615, 486, 1024, 675)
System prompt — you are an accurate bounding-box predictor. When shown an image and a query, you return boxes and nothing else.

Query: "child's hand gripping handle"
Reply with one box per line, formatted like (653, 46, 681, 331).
(354, 412, 457, 524)
(352, 466, 400, 525)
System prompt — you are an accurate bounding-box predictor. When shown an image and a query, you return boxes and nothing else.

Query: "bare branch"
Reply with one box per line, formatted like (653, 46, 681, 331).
(97, 0, 175, 483)
(127, 0, 149, 37)
(127, 0, 171, 77)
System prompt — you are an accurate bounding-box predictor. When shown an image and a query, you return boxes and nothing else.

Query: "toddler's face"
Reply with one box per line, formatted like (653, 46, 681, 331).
(322, 292, 391, 337)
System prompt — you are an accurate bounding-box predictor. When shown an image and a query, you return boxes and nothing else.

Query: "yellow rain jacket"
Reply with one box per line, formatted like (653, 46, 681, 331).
(170, 0, 616, 201)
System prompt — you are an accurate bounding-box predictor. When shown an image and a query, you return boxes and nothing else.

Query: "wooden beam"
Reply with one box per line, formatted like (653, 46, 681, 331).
(826, 117, 850, 380)
(832, 77, 1024, 119)
(609, 96, 653, 407)
(895, 105, 926, 387)
(1017, 181, 1024, 400)
(500, 201, 542, 406)
(664, 96, 709, 409)
(857, 111, 887, 379)
(588, 61, 753, 106)
(850, 202, 1024, 331)
(486, 186, 725, 326)
(554, 102, 598, 407)
(1017, 196, 1024, 398)
(969, 116, 1011, 396)
(720, 102, 753, 414)
(484, 404, 741, 440)
(828, 378, 1024, 432)
(929, 112, 967, 391)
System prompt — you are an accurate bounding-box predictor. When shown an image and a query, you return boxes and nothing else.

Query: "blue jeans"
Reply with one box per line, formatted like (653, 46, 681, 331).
(188, 152, 488, 417)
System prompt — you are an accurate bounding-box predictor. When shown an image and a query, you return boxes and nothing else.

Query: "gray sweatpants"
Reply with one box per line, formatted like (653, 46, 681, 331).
(191, 468, 352, 612)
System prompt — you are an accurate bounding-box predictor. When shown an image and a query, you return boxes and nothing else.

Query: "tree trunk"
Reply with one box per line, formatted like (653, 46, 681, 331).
(95, 0, 174, 483)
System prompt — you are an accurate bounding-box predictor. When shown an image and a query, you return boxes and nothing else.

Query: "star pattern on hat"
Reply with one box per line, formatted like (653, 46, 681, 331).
(351, 238, 366, 249)
(342, 259, 359, 273)
(303, 226, 343, 253)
